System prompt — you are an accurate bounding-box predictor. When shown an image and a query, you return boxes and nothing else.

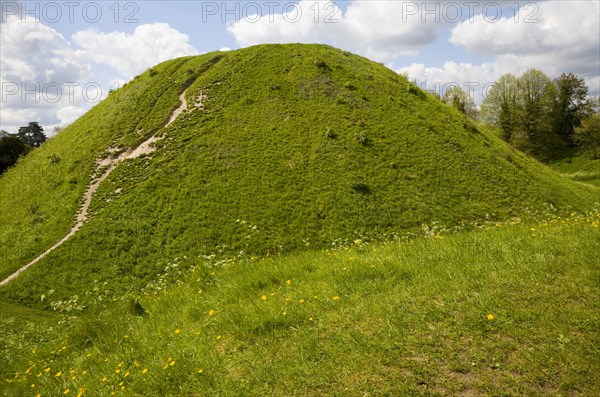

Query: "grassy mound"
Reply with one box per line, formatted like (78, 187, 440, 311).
(0, 44, 597, 308)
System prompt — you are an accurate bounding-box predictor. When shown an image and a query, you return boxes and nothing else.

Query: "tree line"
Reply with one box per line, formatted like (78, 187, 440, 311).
(0, 122, 47, 175)
(442, 70, 600, 161)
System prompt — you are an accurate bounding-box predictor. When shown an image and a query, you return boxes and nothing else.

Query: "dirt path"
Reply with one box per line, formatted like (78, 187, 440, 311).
(0, 88, 190, 287)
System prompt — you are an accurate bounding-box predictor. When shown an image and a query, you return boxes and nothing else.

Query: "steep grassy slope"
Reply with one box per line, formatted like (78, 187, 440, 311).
(0, 44, 597, 309)
(2, 212, 599, 396)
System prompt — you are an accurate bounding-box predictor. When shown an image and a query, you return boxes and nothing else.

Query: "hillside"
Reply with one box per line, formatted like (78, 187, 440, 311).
(0, 44, 597, 309)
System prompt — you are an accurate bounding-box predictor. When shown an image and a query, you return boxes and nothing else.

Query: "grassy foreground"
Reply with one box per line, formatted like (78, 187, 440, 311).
(2, 210, 599, 396)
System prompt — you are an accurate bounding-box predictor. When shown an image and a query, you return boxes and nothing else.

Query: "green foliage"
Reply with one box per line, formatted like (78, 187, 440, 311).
(482, 70, 592, 162)
(16, 122, 47, 148)
(1, 213, 599, 396)
(573, 114, 600, 158)
(0, 136, 30, 175)
(552, 73, 590, 143)
(442, 85, 478, 120)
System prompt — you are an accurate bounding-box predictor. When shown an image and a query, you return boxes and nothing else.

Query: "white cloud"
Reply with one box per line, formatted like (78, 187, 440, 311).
(56, 106, 88, 126)
(72, 23, 199, 78)
(1, 17, 198, 134)
(227, 0, 448, 61)
(400, 1, 600, 104)
(0, 15, 92, 133)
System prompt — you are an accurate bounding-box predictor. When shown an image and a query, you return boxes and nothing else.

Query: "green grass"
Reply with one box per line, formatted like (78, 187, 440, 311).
(0, 44, 597, 311)
(549, 149, 600, 186)
(1, 211, 599, 396)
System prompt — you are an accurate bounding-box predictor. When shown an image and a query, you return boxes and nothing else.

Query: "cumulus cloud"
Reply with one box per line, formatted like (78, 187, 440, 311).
(227, 0, 449, 61)
(400, 1, 600, 104)
(1, 17, 198, 134)
(0, 15, 92, 133)
(72, 23, 199, 77)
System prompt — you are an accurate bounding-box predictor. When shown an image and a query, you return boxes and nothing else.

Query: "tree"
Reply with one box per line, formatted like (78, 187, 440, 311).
(573, 114, 600, 158)
(0, 135, 31, 175)
(552, 73, 589, 145)
(443, 85, 478, 120)
(514, 69, 557, 158)
(481, 73, 519, 141)
(0, 130, 9, 138)
(17, 122, 47, 148)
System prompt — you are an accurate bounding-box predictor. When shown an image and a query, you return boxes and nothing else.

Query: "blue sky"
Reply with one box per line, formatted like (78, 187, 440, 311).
(1, 0, 599, 133)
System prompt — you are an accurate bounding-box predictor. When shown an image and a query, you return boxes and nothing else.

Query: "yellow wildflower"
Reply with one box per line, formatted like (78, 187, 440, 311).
(486, 313, 495, 320)
(208, 309, 215, 316)
(175, 328, 181, 334)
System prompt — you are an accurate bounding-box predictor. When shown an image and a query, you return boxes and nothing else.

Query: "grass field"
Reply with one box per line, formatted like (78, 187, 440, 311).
(2, 210, 598, 396)
(549, 150, 600, 186)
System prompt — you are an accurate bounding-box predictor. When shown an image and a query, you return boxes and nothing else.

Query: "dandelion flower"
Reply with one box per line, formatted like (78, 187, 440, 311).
(198, 369, 203, 374)
(31, 384, 35, 388)
(332, 296, 340, 301)
(261, 295, 267, 301)
(298, 299, 305, 303)
(208, 310, 215, 316)
(55, 372, 62, 377)
(286, 280, 292, 285)
(486, 313, 495, 320)
(175, 328, 181, 334)
(169, 361, 176, 366)
(141, 368, 148, 374)
(76, 388, 85, 397)
(64, 390, 70, 395)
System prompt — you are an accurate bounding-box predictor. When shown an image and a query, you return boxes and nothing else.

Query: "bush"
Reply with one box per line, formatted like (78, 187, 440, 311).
(351, 183, 371, 194)
(355, 131, 370, 146)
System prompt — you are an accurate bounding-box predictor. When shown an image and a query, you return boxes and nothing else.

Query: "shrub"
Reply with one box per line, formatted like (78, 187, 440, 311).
(351, 183, 371, 194)
(355, 131, 370, 146)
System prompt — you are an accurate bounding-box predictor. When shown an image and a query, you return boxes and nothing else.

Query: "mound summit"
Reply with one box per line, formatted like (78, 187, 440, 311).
(0, 44, 595, 304)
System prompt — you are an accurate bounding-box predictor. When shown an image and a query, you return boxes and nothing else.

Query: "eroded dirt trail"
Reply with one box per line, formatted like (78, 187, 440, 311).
(0, 88, 190, 287)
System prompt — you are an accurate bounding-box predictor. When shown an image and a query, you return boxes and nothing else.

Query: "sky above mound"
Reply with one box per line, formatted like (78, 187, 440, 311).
(1, 0, 599, 134)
